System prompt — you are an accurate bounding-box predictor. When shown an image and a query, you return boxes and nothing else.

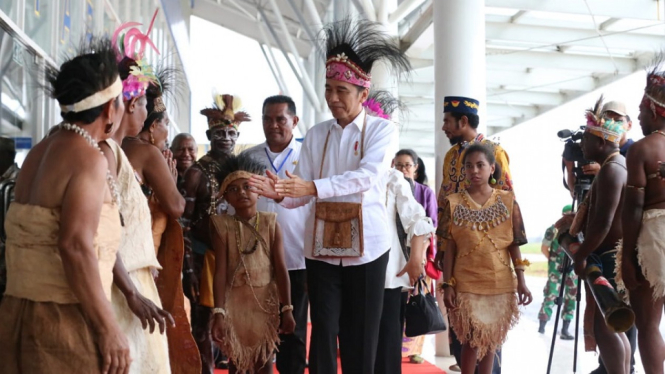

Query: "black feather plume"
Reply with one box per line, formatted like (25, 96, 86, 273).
(321, 18, 411, 77)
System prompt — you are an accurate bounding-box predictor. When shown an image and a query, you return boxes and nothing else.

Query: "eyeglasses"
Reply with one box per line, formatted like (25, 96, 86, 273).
(395, 163, 415, 170)
(225, 184, 253, 195)
(211, 129, 239, 140)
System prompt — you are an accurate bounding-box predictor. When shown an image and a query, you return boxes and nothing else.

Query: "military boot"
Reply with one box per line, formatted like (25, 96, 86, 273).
(560, 320, 574, 340)
(538, 320, 547, 334)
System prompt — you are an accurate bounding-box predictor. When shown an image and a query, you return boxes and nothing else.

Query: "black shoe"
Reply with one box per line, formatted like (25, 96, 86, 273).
(538, 320, 547, 334)
(560, 320, 574, 340)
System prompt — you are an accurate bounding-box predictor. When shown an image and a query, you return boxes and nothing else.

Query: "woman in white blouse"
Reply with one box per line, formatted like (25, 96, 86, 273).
(366, 92, 436, 374)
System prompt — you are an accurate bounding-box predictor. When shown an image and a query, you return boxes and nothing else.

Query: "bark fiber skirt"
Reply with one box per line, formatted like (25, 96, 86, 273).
(0, 295, 103, 373)
(449, 292, 519, 359)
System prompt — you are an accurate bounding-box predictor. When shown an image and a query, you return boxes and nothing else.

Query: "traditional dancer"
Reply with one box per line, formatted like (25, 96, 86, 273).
(440, 143, 532, 374)
(434, 96, 513, 373)
(124, 63, 201, 373)
(569, 96, 631, 374)
(243, 95, 309, 374)
(0, 36, 128, 373)
(210, 153, 295, 373)
(105, 13, 175, 374)
(183, 93, 249, 373)
(621, 60, 665, 374)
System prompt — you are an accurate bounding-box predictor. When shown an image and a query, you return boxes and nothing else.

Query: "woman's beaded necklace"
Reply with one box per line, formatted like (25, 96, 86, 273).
(453, 189, 512, 269)
(60, 122, 124, 225)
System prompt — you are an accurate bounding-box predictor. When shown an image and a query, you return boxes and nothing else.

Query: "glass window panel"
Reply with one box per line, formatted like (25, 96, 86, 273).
(0, 0, 20, 25)
(0, 30, 42, 165)
(57, 0, 86, 64)
(24, 0, 54, 54)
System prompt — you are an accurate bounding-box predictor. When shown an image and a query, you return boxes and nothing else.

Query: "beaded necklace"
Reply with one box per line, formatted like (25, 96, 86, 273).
(652, 129, 665, 138)
(229, 212, 276, 315)
(453, 189, 512, 269)
(233, 212, 260, 254)
(60, 122, 124, 225)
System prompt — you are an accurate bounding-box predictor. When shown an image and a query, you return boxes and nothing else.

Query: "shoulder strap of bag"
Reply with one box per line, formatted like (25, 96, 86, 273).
(318, 114, 368, 199)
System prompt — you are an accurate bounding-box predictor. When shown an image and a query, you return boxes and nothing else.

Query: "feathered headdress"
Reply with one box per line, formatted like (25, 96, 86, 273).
(585, 95, 626, 144)
(322, 19, 411, 89)
(643, 53, 665, 118)
(217, 153, 266, 198)
(112, 9, 160, 100)
(200, 92, 251, 130)
(362, 90, 404, 120)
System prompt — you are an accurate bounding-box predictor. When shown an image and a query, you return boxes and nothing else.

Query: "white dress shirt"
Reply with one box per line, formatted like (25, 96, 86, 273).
(383, 169, 435, 290)
(244, 137, 308, 271)
(281, 109, 399, 266)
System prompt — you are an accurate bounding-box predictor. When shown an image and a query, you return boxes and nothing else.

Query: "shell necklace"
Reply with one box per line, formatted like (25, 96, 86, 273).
(61, 122, 124, 226)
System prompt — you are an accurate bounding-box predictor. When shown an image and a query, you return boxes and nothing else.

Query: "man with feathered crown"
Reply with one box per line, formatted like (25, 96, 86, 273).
(250, 18, 410, 373)
(556, 95, 632, 372)
(181, 92, 249, 374)
(620, 59, 665, 374)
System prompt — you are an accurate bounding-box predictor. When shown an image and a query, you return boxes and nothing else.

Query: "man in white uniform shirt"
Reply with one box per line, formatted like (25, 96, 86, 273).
(250, 19, 410, 374)
(243, 95, 308, 374)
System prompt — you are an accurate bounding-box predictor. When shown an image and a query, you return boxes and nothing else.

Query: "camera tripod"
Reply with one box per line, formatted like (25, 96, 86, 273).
(545, 185, 589, 374)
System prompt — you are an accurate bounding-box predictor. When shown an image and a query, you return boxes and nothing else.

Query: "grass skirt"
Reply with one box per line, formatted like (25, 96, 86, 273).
(449, 292, 519, 359)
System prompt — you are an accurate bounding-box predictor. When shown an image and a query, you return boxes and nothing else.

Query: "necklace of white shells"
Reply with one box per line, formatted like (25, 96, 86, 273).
(61, 122, 124, 226)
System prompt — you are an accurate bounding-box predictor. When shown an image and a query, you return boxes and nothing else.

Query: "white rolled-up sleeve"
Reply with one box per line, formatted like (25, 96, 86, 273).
(391, 171, 435, 242)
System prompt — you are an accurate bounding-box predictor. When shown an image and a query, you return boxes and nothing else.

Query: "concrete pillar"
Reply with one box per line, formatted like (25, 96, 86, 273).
(433, 0, 486, 357)
(372, 0, 399, 96)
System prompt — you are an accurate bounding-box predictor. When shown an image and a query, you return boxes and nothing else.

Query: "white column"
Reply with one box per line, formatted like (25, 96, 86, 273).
(372, 0, 398, 97)
(433, 0, 486, 357)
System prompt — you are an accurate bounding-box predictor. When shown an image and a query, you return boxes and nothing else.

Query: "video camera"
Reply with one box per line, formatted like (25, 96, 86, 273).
(558, 126, 593, 201)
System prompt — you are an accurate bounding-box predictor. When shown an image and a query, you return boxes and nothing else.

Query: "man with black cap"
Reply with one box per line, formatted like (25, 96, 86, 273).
(434, 96, 513, 373)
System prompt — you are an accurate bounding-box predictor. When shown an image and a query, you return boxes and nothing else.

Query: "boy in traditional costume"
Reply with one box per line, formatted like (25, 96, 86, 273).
(440, 144, 532, 374)
(210, 153, 295, 373)
(182, 93, 250, 373)
(621, 60, 665, 373)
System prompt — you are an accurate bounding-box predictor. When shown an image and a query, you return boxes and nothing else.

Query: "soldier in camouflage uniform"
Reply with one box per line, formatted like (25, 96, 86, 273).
(537, 205, 578, 340)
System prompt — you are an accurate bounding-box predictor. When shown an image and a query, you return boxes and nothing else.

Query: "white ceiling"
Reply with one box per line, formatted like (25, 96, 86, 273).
(191, 0, 665, 157)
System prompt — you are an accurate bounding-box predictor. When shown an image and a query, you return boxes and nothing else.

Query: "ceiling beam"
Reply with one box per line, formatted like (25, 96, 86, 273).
(389, 0, 427, 24)
(192, 0, 312, 57)
(405, 103, 540, 120)
(485, 0, 662, 21)
(399, 1, 433, 52)
(510, 10, 527, 23)
(486, 22, 664, 53)
(487, 48, 638, 74)
(486, 89, 567, 106)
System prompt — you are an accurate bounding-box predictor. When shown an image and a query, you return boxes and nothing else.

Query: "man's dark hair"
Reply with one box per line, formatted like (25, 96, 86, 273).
(463, 143, 502, 183)
(48, 36, 120, 125)
(262, 95, 296, 116)
(451, 112, 480, 129)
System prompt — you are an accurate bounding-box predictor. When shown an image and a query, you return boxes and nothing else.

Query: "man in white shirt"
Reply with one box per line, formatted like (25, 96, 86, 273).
(250, 18, 410, 374)
(243, 95, 309, 374)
